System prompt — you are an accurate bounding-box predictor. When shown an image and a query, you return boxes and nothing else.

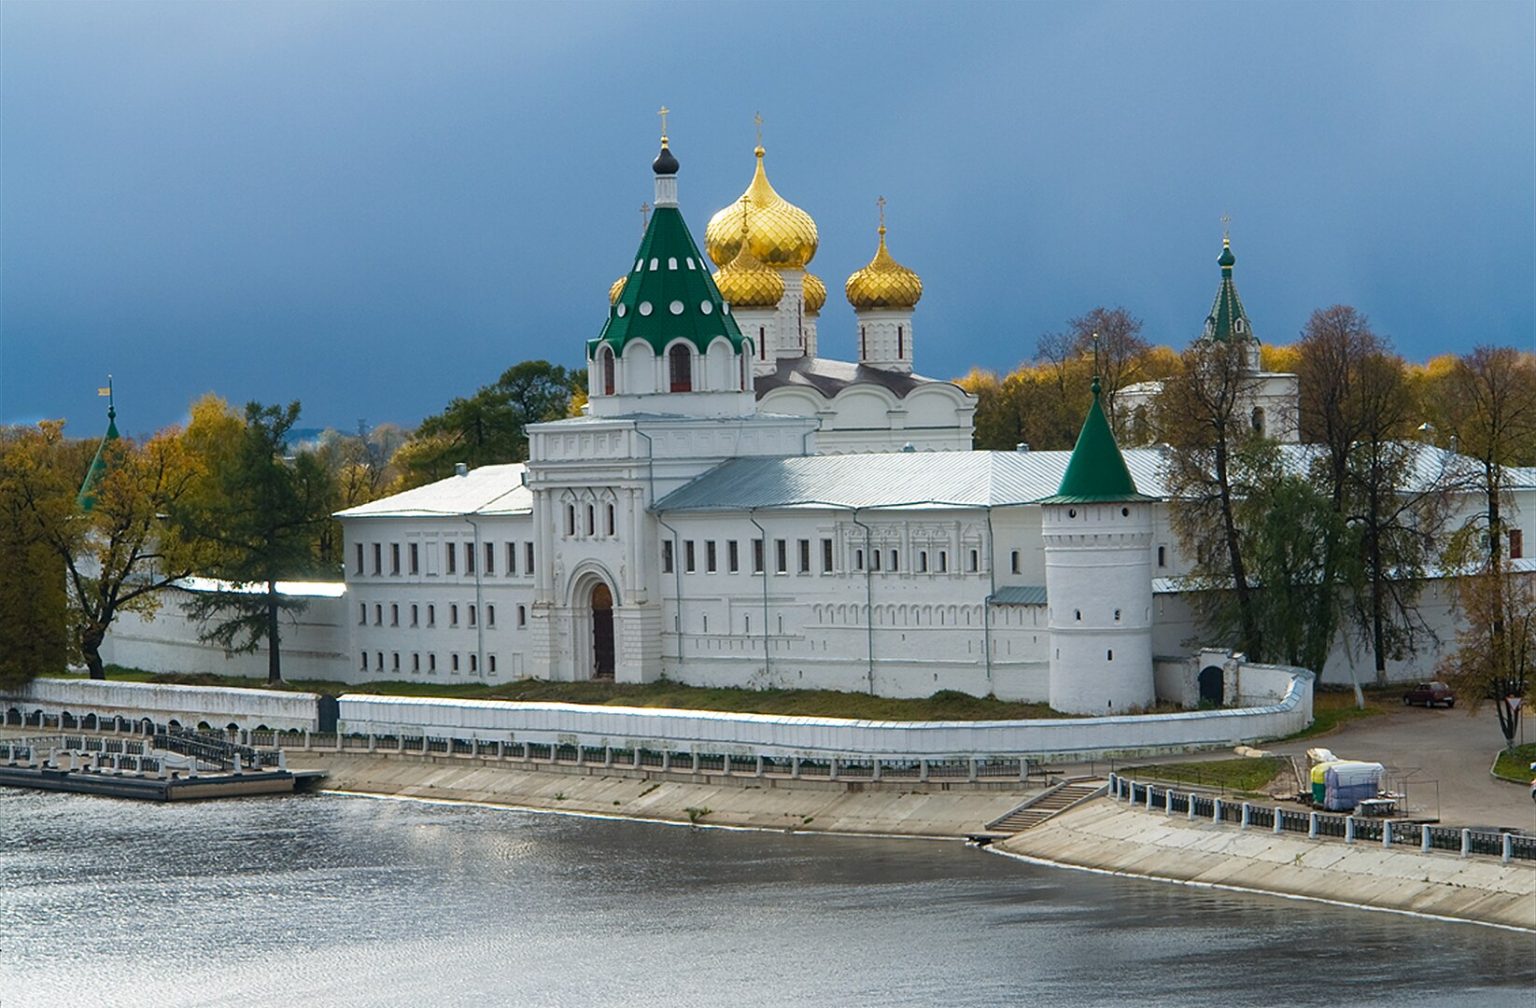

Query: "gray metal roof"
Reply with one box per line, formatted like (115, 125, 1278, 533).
(653, 450, 1161, 511)
(335, 463, 533, 519)
(989, 585, 1048, 605)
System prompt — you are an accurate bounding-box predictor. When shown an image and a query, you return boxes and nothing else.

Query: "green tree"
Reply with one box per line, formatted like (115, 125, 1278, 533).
(394, 360, 581, 488)
(1439, 534, 1535, 750)
(177, 400, 333, 683)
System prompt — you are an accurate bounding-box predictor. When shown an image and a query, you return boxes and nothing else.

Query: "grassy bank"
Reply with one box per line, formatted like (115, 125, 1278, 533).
(86, 666, 1066, 722)
(1117, 756, 1287, 794)
(1282, 686, 1391, 740)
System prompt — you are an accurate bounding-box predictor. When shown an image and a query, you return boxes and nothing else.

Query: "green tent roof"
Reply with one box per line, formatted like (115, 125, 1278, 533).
(595, 205, 745, 356)
(77, 408, 121, 511)
(1039, 378, 1152, 503)
(1203, 236, 1251, 343)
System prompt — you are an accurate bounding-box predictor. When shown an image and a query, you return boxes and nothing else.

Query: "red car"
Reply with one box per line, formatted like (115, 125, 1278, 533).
(1402, 681, 1456, 707)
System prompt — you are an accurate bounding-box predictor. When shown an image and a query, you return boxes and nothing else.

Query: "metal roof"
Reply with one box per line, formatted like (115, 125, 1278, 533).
(989, 585, 1048, 605)
(335, 463, 533, 519)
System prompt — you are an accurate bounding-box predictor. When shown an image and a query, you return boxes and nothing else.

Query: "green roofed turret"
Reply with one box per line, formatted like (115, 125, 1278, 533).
(1203, 235, 1251, 344)
(77, 388, 121, 511)
(1039, 377, 1152, 504)
(595, 138, 745, 357)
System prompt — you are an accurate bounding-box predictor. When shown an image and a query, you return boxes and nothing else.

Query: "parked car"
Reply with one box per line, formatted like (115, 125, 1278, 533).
(1402, 681, 1456, 707)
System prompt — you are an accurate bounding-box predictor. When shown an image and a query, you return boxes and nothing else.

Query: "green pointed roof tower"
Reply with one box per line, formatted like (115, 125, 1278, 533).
(1202, 235, 1251, 343)
(591, 130, 746, 359)
(1039, 376, 1153, 504)
(77, 381, 121, 511)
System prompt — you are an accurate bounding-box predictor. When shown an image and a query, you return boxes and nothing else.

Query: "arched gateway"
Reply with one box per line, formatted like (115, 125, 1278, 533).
(590, 583, 615, 680)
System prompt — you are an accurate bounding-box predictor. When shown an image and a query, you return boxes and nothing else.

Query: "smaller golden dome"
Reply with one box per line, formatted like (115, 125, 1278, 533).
(713, 207, 785, 308)
(802, 272, 826, 315)
(846, 225, 922, 310)
(608, 275, 628, 305)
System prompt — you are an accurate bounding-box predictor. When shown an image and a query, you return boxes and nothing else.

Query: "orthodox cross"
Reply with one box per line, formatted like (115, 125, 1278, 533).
(640, 201, 650, 235)
(1221, 212, 1231, 240)
(877, 194, 887, 230)
(754, 111, 763, 146)
(658, 105, 670, 140)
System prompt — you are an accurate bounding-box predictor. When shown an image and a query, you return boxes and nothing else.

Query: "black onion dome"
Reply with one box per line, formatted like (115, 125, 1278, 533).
(652, 143, 679, 175)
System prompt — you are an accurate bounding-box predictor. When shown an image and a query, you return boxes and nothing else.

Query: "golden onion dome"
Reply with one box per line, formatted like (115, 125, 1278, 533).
(845, 224, 922, 310)
(608, 275, 627, 305)
(802, 272, 826, 315)
(713, 244, 785, 308)
(704, 146, 818, 270)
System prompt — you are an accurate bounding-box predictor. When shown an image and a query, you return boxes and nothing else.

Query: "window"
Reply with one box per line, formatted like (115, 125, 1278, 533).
(517, 605, 527, 628)
(450, 604, 459, 626)
(586, 504, 595, 536)
(728, 540, 740, 573)
(427, 604, 436, 627)
(1510, 529, 1524, 560)
(390, 604, 399, 627)
(752, 538, 764, 574)
(684, 540, 696, 573)
(489, 655, 497, 674)
(358, 603, 366, 625)
(758, 328, 766, 358)
(485, 543, 494, 574)
(897, 324, 904, 358)
(669, 344, 692, 392)
(821, 538, 834, 573)
(1010, 550, 1020, 575)
(606, 504, 616, 537)
(775, 539, 788, 574)
(662, 540, 674, 573)
(359, 651, 367, 670)
(507, 542, 518, 575)
(391, 652, 399, 672)
(871, 549, 881, 572)
(525, 543, 534, 573)
(486, 605, 495, 627)
(600, 345, 615, 396)
(855, 548, 865, 571)
(888, 549, 899, 572)
(409, 542, 419, 575)
(429, 654, 437, 673)
(1157, 545, 1167, 568)
(798, 539, 811, 574)
(468, 605, 477, 628)
(446, 544, 457, 574)
(918, 551, 928, 573)
(372, 543, 382, 576)
(706, 540, 717, 573)
(1074, 609, 1082, 621)
(937, 551, 947, 573)
(968, 549, 979, 572)
(465, 542, 475, 574)
(1114, 608, 1122, 622)
(452, 654, 460, 673)
(410, 604, 418, 627)
(390, 543, 400, 575)
(1107, 649, 1114, 661)
(375, 652, 383, 671)
(565, 505, 576, 536)
(354, 543, 363, 576)
(412, 654, 420, 673)
(470, 654, 478, 674)
(373, 604, 382, 626)
(1251, 406, 1266, 436)
(860, 324, 867, 359)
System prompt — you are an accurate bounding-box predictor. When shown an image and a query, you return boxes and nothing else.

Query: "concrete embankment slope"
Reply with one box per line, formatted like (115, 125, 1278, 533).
(302, 750, 1030, 837)
(998, 801, 1536, 931)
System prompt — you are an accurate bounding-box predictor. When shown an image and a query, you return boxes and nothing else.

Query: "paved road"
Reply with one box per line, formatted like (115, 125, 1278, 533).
(1267, 702, 1536, 831)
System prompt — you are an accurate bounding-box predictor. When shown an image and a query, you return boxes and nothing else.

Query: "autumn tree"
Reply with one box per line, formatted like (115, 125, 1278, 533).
(0, 418, 204, 680)
(175, 400, 333, 683)
(0, 426, 73, 687)
(1439, 532, 1535, 750)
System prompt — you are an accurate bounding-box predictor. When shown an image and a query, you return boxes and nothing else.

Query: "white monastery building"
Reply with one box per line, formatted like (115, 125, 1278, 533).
(103, 127, 1532, 711)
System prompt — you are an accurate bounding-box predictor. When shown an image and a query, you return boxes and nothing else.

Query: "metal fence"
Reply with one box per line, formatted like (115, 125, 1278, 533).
(1108, 774, 1533, 865)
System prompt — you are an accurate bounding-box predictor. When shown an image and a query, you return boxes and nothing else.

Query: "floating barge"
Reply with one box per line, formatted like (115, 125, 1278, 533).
(0, 732, 325, 802)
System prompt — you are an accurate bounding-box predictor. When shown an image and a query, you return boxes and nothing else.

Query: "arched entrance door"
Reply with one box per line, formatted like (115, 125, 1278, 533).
(591, 583, 615, 680)
(1198, 665, 1224, 706)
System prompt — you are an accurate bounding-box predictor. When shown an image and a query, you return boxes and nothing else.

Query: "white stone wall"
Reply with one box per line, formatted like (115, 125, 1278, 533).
(5, 677, 322, 731)
(854, 308, 914, 373)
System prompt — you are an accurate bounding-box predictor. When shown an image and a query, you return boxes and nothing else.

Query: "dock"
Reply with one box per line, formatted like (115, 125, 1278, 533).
(0, 732, 326, 802)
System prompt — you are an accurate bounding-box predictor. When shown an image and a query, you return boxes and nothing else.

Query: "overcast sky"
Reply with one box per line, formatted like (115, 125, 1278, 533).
(2, 1, 1532, 438)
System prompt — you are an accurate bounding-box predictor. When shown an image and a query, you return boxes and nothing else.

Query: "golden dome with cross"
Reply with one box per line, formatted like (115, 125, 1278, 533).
(704, 116, 818, 271)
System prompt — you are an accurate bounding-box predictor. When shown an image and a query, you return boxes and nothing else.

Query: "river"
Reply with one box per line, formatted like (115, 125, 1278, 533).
(1, 789, 1530, 1007)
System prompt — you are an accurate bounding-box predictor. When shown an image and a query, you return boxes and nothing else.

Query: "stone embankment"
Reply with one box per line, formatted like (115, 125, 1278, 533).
(997, 801, 1536, 931)
(301, 749, 1031, 837)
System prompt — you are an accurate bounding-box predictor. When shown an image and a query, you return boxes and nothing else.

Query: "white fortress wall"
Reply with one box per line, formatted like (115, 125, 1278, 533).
(5, 677, 323, 731)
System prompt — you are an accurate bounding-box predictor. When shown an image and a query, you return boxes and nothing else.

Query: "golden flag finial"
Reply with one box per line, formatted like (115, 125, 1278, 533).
(658, 105, 670, 142)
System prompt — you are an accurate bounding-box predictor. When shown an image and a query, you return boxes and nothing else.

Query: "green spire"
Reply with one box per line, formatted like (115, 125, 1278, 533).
(1203, 236, 1251, 343)
(1040, 376, 1149, 503)
(595, 208, 744, 356)
(77, 388, 120, 511)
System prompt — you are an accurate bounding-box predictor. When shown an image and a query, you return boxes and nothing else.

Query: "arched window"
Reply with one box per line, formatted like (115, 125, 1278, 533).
(599, 346, 615, 396)
(1251, 406, 1266, 435)
(897, 325, 904, 358)
(740, 344, 749, 390)
(758, 326, 766, 359)
(860, 325, 867, 359)
(669, 344, 692, 392)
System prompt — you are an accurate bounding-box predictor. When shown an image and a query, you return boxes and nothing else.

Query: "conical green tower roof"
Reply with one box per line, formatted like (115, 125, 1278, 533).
(1039, 378, 1151, 503)
(77, 405, 121, 511)
(1202, 236, 1251, 343)
(593, 146, 744, 357)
